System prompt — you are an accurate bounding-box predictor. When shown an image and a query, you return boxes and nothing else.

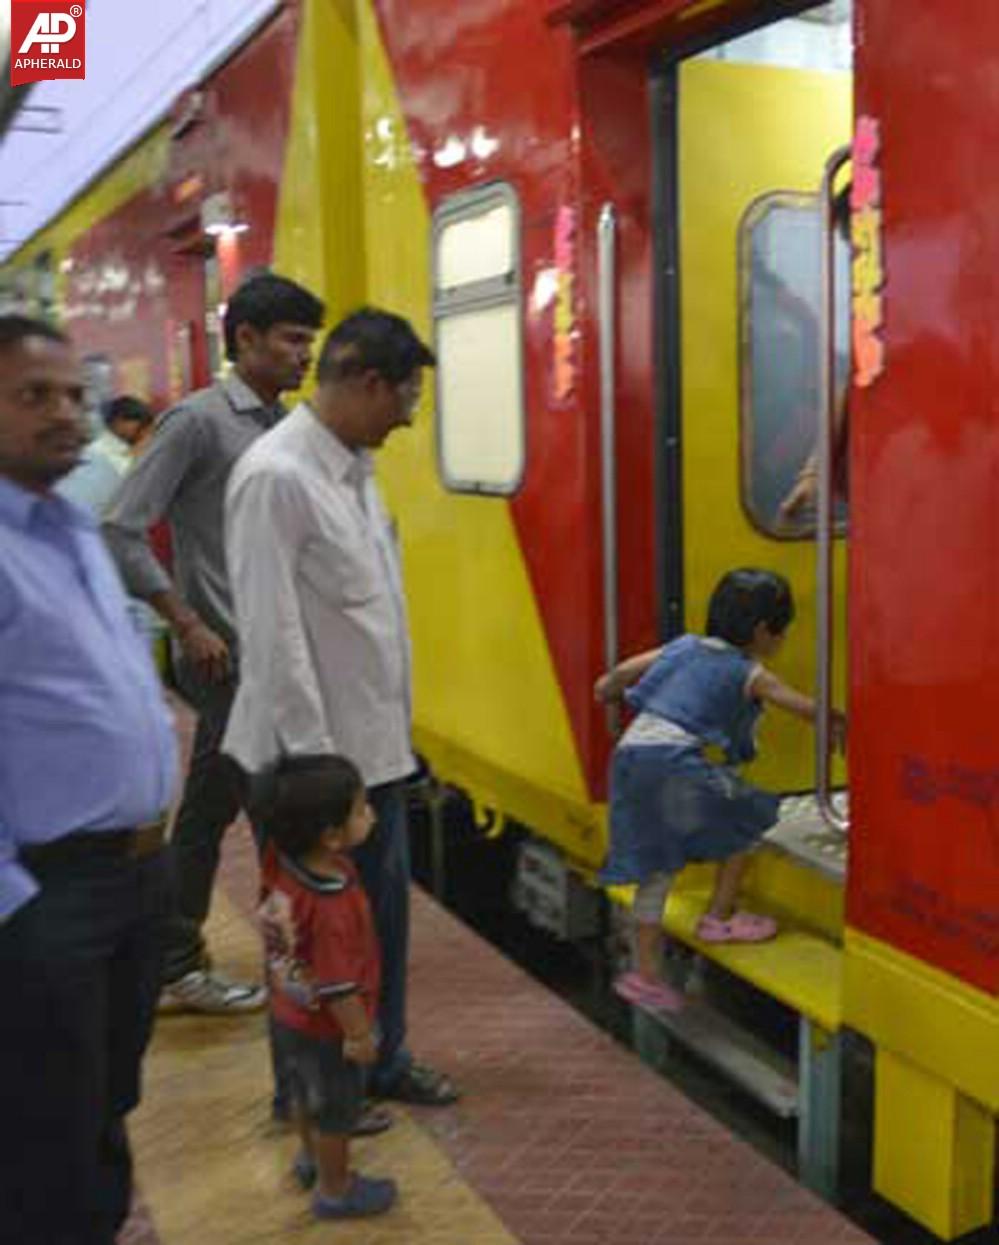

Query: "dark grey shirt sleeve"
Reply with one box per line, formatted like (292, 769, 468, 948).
(103, 407, 205, 600)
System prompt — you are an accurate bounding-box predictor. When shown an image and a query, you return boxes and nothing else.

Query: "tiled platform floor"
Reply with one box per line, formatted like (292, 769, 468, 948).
(118, 811, 874, 1244)
(127, 883, 518, 1245)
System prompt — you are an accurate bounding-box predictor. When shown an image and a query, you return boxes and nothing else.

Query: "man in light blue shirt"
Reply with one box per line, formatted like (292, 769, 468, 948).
(0, 316, 178, 1245)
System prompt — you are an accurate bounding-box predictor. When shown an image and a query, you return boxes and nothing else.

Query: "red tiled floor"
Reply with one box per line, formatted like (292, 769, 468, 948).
(120, 702, 874, 1244)
(212, 821, 874, 1245)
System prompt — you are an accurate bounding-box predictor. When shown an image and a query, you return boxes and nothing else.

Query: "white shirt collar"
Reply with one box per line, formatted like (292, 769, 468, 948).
(298, 403, 372, 485)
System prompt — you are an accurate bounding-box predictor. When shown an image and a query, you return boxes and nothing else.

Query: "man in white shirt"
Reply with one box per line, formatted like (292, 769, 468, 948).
(224, 308, 458, 1109)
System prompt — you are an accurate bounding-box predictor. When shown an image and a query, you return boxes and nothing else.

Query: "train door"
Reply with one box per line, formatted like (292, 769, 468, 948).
(166, 227, 227, 402)
(666, 0, 852, 800)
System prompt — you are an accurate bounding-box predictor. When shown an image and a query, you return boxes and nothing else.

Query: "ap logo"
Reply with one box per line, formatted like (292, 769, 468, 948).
(18, 13, 79, 55)
(10, 1, 86, 87)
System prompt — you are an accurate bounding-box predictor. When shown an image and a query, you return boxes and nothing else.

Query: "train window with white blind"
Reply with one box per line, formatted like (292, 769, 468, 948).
(432, 183, 524, 495)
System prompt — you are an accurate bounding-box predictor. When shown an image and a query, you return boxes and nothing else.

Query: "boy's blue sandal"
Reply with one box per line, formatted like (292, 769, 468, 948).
(312, 1174, 398, 1219)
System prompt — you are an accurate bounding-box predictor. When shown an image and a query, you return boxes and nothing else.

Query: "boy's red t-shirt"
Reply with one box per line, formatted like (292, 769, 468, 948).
(260, 847, 380, 1041)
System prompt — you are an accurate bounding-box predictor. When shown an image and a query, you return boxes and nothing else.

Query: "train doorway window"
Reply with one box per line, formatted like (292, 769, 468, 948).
(665, 0, 852, 798)
(739, 191, 850, 537)
(432, 182, 525, 495)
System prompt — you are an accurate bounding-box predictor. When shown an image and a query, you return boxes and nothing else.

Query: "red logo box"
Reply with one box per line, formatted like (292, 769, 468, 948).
(10, 1, 86, 88)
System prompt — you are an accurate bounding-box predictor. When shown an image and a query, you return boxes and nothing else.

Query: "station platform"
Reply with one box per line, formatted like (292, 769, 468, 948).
(118, 818, 876, 1244)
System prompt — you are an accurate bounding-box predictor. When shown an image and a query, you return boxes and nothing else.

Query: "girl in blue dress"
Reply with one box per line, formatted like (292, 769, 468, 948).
(596, 568, 845, 1013)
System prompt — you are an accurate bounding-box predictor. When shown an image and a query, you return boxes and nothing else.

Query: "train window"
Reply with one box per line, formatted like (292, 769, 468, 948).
(433, 183, 524, 495)
(738, 192, 849, 538)
(438, 202, 515, 289)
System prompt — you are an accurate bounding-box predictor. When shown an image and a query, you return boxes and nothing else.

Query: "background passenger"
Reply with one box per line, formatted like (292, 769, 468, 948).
(58, 394, 160, 645)
(596, 568, 846, 1012)
(57, 394, 154, 516)
(103, 272, 325, 1014)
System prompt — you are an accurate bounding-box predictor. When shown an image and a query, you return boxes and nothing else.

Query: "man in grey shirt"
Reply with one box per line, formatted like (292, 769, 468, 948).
(225, 309, 459, 1108)
(104, 273, 325, 1014)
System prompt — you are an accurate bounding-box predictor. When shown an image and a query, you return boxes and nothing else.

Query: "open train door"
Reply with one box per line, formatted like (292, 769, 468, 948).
(565, 0, 996, 1235)
(839, 2, 999, 1237)
(665, 2, 999, 1233)
(667, 2, 851, 806)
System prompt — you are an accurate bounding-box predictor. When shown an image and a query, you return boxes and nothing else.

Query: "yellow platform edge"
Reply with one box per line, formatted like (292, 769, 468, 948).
(846, 929, 997, 1241)
(843, 929, 999, 1112)
(874, 1049, 995, 1240)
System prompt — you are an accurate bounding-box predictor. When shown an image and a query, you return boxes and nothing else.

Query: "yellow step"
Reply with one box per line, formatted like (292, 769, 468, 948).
(663, 887, 843, 1032)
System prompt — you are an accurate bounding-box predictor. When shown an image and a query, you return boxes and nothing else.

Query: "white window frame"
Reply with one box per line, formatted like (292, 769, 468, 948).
(432, 182, 525, 495)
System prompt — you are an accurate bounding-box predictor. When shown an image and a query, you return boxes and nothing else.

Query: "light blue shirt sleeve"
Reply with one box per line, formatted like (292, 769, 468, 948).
(0, 822, 39, 922)
(56, 447, 124, 518)
(0, 565, 34, 921)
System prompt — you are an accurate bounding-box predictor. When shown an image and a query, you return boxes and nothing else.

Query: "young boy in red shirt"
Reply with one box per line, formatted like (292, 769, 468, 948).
(258, 754, 396, 1220)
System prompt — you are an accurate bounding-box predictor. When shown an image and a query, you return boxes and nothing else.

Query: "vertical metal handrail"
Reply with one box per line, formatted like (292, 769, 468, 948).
(816, 146, 851, 833)
(598, 202, 621, 736)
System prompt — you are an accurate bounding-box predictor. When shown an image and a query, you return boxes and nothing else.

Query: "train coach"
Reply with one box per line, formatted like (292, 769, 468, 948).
(2, 1, 996, 1238)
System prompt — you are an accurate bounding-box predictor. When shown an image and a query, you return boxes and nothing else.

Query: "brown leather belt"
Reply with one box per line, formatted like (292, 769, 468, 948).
(20, 817, 168, 871)
(131, 818, 169, 858)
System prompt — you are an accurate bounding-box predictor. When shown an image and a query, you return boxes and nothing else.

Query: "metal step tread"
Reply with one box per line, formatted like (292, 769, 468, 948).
(765, 793, 850, 882)
(632, 993, 799, 1119)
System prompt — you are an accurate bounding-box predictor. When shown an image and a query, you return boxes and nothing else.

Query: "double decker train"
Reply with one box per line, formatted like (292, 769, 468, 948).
(2, 0, 996, 1237)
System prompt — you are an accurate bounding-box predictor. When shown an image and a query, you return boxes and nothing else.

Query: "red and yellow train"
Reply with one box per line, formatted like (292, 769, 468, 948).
(3, 0, 996, 1237)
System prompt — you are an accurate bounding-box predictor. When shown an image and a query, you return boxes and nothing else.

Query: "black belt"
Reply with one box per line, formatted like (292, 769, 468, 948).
(20, 819, 168, 871)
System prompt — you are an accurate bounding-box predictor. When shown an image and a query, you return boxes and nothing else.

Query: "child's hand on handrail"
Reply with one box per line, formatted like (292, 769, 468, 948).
(830, 708, 848, 754)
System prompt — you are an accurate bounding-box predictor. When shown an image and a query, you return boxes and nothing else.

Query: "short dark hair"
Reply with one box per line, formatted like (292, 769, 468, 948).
(0, 314, 68, 355)
(316, 307, 435, 386)
(261, 754, 365, 860)
(223, 273, 325, 362)
(104, 395, 153, 428)
(706, 568, 795, 647)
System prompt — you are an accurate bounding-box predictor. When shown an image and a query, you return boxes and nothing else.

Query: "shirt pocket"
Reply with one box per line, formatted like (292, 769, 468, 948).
(302, 531, 381, 607)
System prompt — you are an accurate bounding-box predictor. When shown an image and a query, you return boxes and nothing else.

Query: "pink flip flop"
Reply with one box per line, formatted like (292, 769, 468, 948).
(613, 970, 686, 1014)
(695, 911, 778, 944)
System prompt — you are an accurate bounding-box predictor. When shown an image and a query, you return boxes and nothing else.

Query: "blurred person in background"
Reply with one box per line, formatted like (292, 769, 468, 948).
(103, 273, 325, 1015)
(58, 394, 154, 515)
(58, 394, 160, 646)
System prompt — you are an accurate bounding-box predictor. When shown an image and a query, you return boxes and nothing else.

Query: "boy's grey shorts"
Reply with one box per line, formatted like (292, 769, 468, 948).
(272, 1021, 365, 1135)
